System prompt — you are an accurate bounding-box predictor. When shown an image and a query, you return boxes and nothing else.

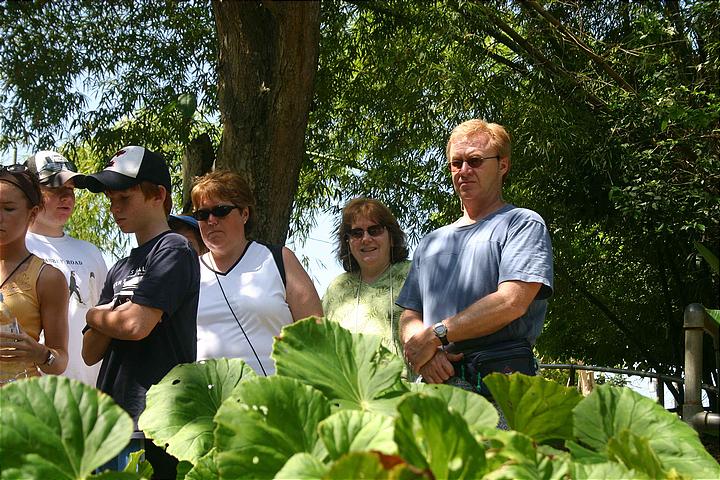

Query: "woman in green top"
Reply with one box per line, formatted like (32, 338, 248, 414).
(323, 198, 411, 365)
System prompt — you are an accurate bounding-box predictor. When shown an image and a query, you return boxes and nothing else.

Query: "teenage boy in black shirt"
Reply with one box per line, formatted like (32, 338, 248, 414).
(80, 146, 199, 478)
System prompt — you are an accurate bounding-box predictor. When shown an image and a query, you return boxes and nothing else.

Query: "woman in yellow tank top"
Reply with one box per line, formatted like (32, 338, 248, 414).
(1, 165, 69, 384)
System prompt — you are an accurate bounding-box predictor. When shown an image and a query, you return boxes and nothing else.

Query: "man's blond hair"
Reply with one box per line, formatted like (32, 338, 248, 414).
(446, 119, 511, 161)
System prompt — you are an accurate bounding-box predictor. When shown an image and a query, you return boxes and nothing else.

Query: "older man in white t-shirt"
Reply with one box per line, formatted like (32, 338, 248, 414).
(25, 150, 108, 386)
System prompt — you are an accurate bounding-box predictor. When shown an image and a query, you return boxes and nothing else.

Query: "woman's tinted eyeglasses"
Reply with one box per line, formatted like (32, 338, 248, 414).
(347, 224, 386, 240)
(192, 205, 239, 221)
(448, 155, 500, 172)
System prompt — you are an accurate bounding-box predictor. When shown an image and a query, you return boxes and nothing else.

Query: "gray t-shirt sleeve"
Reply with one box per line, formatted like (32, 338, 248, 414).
(499, 216, 554, 299)
(396, 253, 422, 312)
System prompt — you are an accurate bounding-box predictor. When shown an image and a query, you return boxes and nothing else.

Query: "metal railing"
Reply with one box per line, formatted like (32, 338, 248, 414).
(683, 303, 719, 432)
(538, 363, 716, 408)
(540, 304, 720, 433)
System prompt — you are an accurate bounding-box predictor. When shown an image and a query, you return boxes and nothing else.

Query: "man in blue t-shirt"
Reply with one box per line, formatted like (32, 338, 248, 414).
(79, 146, 199, 477)
(397, 120, 553, 393)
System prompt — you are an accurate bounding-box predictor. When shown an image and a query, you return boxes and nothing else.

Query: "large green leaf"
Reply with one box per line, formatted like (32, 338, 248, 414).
(275, 453, 329, 479)
(694, 241, 719, 274)
(408, 382, 498, 433)
(483, 454, 569, 480)
(184, 449, 219, 480)
(484, 373, 582, 442)
(705, 308, 720, 326)
(213, 376, 331, 479)
(481, 429, 537, 472)
(482, 431, 570, 480)
(565, 440, 607, 464)
(122, 450, 153, 479)
(606, 430, 665, 479)
(573, 385, 720, 479)
(0, 376, 133, 479)
(318, 410, 397, 460)
(324, 452, 424, 480)
(570, 461, 640, 480)
(89, 472, 145, 479)
(394, 394, 487, 479)
(273, 318, 407, 412)
(138, 358, 256, 463)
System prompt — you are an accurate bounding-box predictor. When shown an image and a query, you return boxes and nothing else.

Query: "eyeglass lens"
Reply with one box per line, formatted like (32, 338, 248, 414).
(348, 224, 385, 240)
(1, 164, 29, 173)
(448, 155, 500, 171)
(193, 205, 238, 221)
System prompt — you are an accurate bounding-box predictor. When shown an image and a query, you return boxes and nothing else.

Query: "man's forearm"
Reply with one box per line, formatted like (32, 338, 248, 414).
(82, 329, 111, 366)
(86, 305, 131, 338)
(399, 309, 426, 344)
(401, 308, 442, 372)
(445, 281, 541, 343)
(86, 301, 161, 341)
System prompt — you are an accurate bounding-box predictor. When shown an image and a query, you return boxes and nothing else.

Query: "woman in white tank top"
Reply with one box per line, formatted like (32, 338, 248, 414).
(190, 171, 323, 375)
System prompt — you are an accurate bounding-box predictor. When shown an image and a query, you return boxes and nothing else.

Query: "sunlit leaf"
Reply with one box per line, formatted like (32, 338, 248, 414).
(0, 376, 133, 479)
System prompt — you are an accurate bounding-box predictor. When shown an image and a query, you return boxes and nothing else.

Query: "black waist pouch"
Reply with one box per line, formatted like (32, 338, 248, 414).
(450, 340, 537, 398)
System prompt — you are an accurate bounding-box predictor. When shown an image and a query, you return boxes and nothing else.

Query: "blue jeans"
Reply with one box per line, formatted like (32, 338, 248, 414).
(97, 431, 145, 473)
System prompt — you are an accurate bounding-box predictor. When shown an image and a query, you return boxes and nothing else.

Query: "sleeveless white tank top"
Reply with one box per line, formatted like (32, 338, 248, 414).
(196, 241, 292, 375)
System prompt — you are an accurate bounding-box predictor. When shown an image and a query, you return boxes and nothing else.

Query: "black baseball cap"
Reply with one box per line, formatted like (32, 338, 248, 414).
(82, 146, 171, 193)
(25, 150, 85, 188)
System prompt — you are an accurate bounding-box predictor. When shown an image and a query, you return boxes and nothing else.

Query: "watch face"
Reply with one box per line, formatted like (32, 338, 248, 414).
(433, 323, 447, 337)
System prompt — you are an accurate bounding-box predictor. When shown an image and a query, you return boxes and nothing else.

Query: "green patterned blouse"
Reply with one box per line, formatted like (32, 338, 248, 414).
(322, 260, 411, 359)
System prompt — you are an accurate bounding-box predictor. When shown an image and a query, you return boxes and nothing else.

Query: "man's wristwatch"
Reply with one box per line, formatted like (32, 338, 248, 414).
(432, 322, 449, 346)
(42, 348, 57, 367)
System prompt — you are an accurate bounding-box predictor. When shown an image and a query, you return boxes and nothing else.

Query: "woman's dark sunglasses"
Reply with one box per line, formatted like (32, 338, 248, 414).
(347, 224, 385, 240)
(192, 205, 239, 221)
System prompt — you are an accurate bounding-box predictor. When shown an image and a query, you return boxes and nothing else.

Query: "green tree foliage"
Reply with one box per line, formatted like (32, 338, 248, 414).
(302, 0, 720, 398)
(1, 1, 718, 392)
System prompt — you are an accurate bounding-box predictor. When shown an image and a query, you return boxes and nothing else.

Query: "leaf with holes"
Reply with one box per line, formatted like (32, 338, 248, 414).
(213, 376, 331, 479)
(138, 358, 256, 464)
(274, 452, 329, 479)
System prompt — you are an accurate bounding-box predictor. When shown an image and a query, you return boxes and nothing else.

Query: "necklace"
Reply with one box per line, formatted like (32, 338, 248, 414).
(353, 263, 398, 356)
(0, 253, 33, 290)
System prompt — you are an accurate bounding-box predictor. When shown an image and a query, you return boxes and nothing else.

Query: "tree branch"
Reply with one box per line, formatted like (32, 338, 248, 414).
(470, 3, 609, 111)
(555, 262, 682, 404)
(520, 0, 636, 94)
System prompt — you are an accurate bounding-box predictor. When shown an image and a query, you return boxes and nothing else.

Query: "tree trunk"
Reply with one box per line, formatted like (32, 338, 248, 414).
(212, 0, 321, 244)
(181, 133, 215, 214)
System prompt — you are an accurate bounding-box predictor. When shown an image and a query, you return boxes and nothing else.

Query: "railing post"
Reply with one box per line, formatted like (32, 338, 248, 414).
(683, 303, 706, 424)
(568, 365, 576, 387)
(656, 377, 665, 407)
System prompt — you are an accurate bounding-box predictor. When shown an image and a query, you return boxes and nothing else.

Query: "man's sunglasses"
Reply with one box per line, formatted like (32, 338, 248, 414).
(347, 224, 386, 240)
(192, 204, 240, 221)
(448, 155, 500, 172)
(1, 164, 29, 174)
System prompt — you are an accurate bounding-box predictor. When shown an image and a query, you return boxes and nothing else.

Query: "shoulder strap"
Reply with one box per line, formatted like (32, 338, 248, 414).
(257, 241, 286, 288)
